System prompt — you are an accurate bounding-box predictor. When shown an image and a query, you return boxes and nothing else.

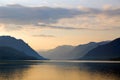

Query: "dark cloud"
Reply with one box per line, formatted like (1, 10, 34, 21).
(32, 34, 55, 38)
(1, 4, 119, 25)
(103, 8, 120, 16)
(0, 4, 119, 31)
(35, 23, 117, 31)
(35, 23, 93, 30)
(0, 4, 81, 25)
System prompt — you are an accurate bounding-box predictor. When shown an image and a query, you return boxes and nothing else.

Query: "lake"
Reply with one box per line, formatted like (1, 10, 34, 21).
(0, 60, 120, 80)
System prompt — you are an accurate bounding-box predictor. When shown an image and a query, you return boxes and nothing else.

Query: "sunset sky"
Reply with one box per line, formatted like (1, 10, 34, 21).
(0, 0, 120, 51)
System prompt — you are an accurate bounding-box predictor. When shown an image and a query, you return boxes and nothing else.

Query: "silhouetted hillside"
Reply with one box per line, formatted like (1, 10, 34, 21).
(0, 47, 38, 60)
(69, 41, 109, 59)
(81, 38, 120, 60)
(0, 36, 45, 60)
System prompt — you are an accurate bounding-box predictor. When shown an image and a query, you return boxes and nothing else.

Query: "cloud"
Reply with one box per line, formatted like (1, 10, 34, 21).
(0, 4, 81, 25)
(103, 4, 112, 10)
(6, 4, 25, 8)
(46, 15, 120, 31)
(0, 4, 115, 25)
(0, 4, 120, 31)
(4, 24, 22, 31)
(35, 23, 84, 30)
(35, 23, 118, 31)
(32, 34, 55, 38)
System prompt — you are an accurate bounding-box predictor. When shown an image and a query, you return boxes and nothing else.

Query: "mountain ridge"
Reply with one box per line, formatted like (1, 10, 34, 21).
(81, 38, 120, 60)
(0, 36, 45, 60)
(40, 41, 110, 60)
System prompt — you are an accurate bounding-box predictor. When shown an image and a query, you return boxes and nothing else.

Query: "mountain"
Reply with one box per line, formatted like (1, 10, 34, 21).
(0, 47, 38, 60)
(40, 41, 109, 60)
(81, 38, 120, 60)
(40, 45, 75, 60)
(0, 36, 45, 60)
(69, 41, 110, 59)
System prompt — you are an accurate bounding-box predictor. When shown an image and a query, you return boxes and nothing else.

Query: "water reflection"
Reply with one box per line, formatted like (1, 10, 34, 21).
(0, 64, 30, 80)
(0, 61, 119, 80)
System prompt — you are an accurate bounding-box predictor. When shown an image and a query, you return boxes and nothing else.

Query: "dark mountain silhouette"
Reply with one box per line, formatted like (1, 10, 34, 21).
(0, 36, 45, 60)
(0, 47, 38, 60)
(81, 38, 120, 60)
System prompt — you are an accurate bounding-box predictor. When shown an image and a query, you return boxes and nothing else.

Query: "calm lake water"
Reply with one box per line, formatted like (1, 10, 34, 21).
(0, 60, 120, 80)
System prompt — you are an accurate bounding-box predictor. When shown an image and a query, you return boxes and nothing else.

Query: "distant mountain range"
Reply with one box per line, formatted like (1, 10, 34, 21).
(68, 41, 110, 59)
(0, 36, 45, 60)
(81, 38, 120, 60)
(41, 37, 120, 60)
(40, 41, 110, 60)
(1, 36, 120, 60)
(40, 45, 75, 60)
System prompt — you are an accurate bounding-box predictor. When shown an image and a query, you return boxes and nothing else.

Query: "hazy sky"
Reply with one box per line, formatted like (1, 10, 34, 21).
(0, 0, 120, 50)
(0, 0, 120, 8)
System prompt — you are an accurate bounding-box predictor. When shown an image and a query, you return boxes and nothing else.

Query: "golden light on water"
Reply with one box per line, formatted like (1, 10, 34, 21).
(0, 63, 119, 80)
(23, 65, 118, 80)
